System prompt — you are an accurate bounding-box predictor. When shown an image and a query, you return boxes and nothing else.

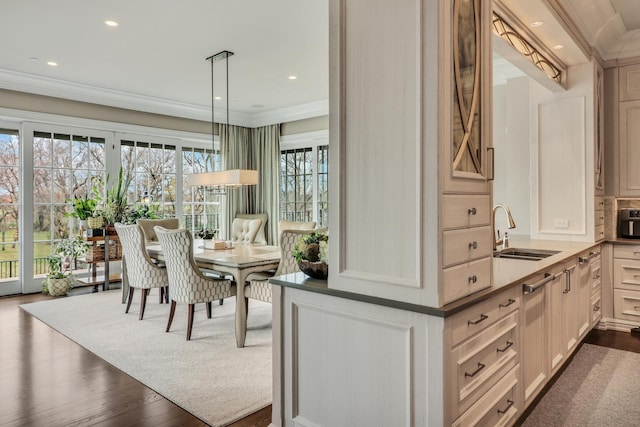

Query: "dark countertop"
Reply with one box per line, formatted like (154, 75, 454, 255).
(270, 235, 605, 318)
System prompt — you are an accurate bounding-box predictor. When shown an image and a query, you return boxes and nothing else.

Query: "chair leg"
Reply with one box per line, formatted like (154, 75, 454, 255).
(206, 301, 212, 319)
(164, 286, 169, 303)
(125, 287, 135, 313)
(139, 288, 149, 320)
(219, 298, 224, 305)
(159, 287, 164, 304)
(187, 304, 195, 341)
(245, 297, 249, 317)
(166, 300, 176, 332)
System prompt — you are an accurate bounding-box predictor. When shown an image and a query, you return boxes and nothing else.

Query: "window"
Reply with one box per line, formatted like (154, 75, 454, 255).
(279, 143, 329, 227)
(181, 145, 223, 236)
(0, 129, 20, 280)
(121, 139, 177, 218)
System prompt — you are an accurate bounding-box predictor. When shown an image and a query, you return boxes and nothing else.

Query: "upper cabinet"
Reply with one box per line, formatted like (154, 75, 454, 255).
(595, 61, 605, 195)
(606, 62, 640, 198)
(328, 0, 492, 307)
(445, 0, 493, 194)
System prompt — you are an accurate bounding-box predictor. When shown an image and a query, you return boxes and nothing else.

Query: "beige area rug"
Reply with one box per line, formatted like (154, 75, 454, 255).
(21, 290, 272, 427)
(523, 343, 640, 426)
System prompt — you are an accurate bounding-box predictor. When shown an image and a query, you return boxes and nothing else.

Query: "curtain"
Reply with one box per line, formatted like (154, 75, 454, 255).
(220, 123, 280, 244)
(251, 124, 280, 244)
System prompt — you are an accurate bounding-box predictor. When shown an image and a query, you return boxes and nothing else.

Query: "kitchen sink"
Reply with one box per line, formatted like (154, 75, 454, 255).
(493, 248, 560, 261)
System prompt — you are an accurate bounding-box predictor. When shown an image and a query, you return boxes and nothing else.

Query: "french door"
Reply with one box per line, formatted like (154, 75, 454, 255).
(21, 123, 116, 293)
(0, 125, 20, 296)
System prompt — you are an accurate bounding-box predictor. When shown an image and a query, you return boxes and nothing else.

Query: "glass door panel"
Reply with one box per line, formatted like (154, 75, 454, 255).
(0, 128, 20, 295)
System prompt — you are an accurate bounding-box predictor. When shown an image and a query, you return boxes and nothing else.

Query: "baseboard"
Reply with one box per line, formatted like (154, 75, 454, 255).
(595, 317, 640, 332)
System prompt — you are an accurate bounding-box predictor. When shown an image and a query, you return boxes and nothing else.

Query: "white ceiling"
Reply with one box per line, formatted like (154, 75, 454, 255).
(0, 0, 328, 127)
(2, 0, 640, 128)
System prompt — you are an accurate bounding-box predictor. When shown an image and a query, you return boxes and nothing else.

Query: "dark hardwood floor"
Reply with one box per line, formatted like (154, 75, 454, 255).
(0, 292, 271, 427)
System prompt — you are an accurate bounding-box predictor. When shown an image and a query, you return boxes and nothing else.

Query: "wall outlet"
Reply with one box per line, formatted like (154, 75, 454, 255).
(553, 218, 570, 228)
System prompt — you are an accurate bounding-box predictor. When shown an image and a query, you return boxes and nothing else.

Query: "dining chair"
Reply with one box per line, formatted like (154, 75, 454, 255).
(244, 228, 316, 309)
(235, 213, 268, 245)
(154, 226, 236, 341)
(114, 223, 170, 320)
(277, 220, 316, 244)
(137, 218, 179, 244)
(230, 217, 262, 244)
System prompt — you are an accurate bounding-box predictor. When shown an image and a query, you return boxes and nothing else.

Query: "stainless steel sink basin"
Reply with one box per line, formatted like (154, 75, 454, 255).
(493, 248, 560, 261)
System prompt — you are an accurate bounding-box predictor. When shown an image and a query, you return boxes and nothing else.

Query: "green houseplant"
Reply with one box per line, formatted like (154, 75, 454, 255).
(293, 231, 329, 279)
(100, 167, 130, 226)
(42, 237, 90, 296)
(67, 196, 98, 221)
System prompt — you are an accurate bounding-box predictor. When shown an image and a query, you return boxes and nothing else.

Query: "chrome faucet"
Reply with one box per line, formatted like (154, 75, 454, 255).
(493, 204, 516, 251)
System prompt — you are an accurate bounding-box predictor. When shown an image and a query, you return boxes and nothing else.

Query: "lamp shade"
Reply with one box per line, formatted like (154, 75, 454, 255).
(186, 169, 259, 187)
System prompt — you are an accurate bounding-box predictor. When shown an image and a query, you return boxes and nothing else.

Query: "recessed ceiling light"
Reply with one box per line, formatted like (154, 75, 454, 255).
(288, 75, 297, 80)
(214, 96, 221, 100)
(531, 21, 544, 27)
(28, 57, 39, 61)
(47, 61, 58, 67)
(105, 20, 119, 27)
(553, 44, 565, 50)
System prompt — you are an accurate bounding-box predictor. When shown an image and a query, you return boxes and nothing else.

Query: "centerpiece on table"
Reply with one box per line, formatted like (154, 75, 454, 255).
(196, 228, 226, 249)
(293, 231, 328, 279)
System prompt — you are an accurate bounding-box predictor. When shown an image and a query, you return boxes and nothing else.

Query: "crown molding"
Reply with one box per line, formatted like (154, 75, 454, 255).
(0, 68, 328, 128)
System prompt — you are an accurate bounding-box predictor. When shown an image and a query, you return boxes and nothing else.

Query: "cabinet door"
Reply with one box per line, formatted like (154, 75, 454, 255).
(443, 0, 492, 194)
(577, 254, 596, 340)
(563, 263, 579, 356)
(595, 61, 605, 194)
(546, 266, 567, 377)
(619, 100, 640, 196)
(522, 276, 547, 406)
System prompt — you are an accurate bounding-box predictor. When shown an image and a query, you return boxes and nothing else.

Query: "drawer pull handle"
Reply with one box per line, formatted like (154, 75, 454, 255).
(468, 207, 477, 215)
(499, 298, 516, 308)
(497, 340, 513, 353)
(497, 399, 514, 415)
(469, 275, 478, 284)
(594, 305, 600, 312)
(467, 313, 488, 326)
(464, 362, 486, 378)
(634, 306, 640, 311)
(469, 241, 478, 250)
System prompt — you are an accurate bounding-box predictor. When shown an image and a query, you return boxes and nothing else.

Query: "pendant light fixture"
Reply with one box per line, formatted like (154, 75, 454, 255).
(187, 50, 259, 188)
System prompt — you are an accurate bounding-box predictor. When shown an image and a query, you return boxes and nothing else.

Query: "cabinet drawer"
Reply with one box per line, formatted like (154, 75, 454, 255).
(595, 196, 605, 211)
(442, 257, 491, 305)
(614, 258, 640, 291)
(453, 365, 520, 427)
(450, 286, 520, 347)
(442, 195, 491, 229)
(443, 226, 492, 267)
(613, 244, 640, 260)
(592, 292, 602, 326)
(450, 312, 519, 418)
(595, 212, 605, 227)
(595, 225, 605, 241)
(614, 288, 640, 323)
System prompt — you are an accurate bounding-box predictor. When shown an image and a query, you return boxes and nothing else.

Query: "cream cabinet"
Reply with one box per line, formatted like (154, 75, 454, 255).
(445, 286, 521, 426)
(617, 100, 640, 196)
(522, 271, 548, 407)
(577, 249, 600, 339)
(613, 244, 640, 327)
(328, 0, 493, 307)
(619, 63, 640, 102)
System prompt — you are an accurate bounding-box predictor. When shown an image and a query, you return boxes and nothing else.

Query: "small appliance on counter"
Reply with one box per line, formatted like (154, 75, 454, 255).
(618, 208, 640, 238)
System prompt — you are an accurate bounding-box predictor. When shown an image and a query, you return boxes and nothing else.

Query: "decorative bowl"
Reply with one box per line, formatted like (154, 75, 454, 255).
(297, 260, 328, 280)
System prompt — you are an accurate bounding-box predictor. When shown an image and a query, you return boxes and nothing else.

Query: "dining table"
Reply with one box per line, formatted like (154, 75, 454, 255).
(141, 240, 281, 348)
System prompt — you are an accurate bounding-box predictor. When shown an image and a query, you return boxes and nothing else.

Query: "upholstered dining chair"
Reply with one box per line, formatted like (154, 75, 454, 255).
(137, 218, 180, 244)
(115, 223, 170, 320)
(230, 217, 262, 244)
(277, 220, 316, 244)
(154, 226, 236, 341)
(244, 228, 316, 308)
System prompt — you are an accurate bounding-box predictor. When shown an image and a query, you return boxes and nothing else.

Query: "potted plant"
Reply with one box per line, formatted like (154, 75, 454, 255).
(42, 237, 90, 296)
(293, 231, 329, 279)
(66, 196, 97, 224)
(101, 167, 130, 232)
(196, 228, 225, 249)
(125, 203, 159, 224)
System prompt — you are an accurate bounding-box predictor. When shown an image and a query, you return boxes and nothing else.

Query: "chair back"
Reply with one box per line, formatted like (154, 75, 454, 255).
(275, 229, 318, 276)
(137, 218, 179, 243)
(277, 220, 316, 242)
(155, 226, 223, 303)
(230, 218, 262, 243)
(115, 223, 168, 289)
(235, 213, 268, 244)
